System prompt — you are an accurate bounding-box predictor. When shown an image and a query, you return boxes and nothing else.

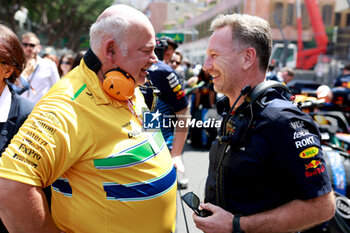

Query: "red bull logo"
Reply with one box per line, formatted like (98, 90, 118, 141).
(305, 164, 325, 178)
(299, 147, 318, 159)
(305, 160, 322, 170)
(176, 90, 185, 99)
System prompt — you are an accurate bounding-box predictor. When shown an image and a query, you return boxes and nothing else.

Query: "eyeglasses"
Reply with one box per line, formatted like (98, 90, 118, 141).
(61, 61, 71, 65)
(22, 42, 36, 48)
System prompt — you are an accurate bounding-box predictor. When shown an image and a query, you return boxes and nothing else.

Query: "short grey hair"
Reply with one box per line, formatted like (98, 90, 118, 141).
(210, 14, 272, 71)
(89, 14, 129, 56)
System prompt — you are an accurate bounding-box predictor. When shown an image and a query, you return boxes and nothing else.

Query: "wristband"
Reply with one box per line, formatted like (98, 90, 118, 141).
(232, 215, 242, 233)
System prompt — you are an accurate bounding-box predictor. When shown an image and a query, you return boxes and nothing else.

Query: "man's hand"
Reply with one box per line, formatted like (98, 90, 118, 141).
(172, 155, 185, 173)
(193, 202, 234, 233)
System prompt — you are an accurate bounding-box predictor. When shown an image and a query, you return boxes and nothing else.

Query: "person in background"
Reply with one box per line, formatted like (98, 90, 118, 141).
(71, 50, 86, 70)
(193, 13, 335, 233)
(170, 50, 182, 69)
(265, 59, 276, 79)
(0, 23, 35, 233)
(183, 58, 195, 81)
(57, 53, 74, 78)
(317, 85, 333, 104)
(42, 53, 59, 67)
(141, 36, 190, 187)
(333, 63, 350, 88)
(0, 4, 176, 233)
(170, 50, 185, 84)
(16, 32, 60, 103)
(161, 36, 178, 64)
(194, 68, 216, 110)
(266, 66, 294, 85)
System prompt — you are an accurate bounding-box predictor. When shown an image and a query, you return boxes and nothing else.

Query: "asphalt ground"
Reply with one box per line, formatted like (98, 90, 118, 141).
(175, 142, 210, 233)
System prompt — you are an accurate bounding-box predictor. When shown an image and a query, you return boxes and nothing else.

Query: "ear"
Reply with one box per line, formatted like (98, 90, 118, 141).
(104, 39, 116, 62)
(3, 65, 15, 79)
(242, 47, 256, 70)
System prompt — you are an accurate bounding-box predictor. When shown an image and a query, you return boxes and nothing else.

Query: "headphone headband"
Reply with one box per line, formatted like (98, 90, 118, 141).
(83, 48, 137, 101)
(105, 66, 136, 83)
(246, 80, 290, 104)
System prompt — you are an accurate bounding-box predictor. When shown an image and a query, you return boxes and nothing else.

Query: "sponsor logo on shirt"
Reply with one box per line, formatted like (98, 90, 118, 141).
(305, 160, 322, 170)
(305, 164, 325, 178)
(24, 130, 49, 147)
(13, 153, 38, 168)
(295, 136, 315, 149)
(166, 72, 185, 99)
(293, 130, 310, 139)
(226, 120, 235, 134)
(33, 119, 56, 136)
(18, 144, 42, 160)
(86, 91, 93, 98)
(299, 147, 318, 158)
(23, 138, 45, 152)
(121, 121, 141, 138)
(290, 120, 305, 130)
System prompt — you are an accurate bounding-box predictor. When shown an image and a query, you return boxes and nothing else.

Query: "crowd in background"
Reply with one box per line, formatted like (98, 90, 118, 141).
(0, 8, 348, 232)
(3, 28, 350, 147)
(5, 29, 350, 147)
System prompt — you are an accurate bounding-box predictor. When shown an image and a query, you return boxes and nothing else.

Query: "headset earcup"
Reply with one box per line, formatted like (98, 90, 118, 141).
(103, 70, 136, 100)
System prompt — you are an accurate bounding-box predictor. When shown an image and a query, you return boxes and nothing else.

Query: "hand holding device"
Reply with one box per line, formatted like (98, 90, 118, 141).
(181, 191, 212, 217)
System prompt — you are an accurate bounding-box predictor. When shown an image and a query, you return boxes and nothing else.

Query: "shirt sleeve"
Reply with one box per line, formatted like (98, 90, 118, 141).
(158, 71, 188, 113)
(0, 96, 93, 188)
(268, 107, 332, 199)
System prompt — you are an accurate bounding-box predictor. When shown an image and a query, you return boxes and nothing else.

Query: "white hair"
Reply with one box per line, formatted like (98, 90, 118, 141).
(89, 14, 129, 56)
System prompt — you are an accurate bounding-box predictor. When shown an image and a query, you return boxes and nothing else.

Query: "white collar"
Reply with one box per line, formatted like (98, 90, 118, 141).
(0, 84, 12, 122)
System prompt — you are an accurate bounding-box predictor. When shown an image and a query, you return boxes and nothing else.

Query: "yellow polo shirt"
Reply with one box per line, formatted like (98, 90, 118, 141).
(0, 60, 177, 233)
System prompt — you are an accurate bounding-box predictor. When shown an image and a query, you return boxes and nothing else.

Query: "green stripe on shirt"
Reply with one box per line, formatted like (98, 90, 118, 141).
(71, 84, 87, 101)
(93, 131, 165, 169)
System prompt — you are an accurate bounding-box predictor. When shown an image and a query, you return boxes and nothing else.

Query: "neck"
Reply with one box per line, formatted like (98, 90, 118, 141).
(83, 48, 104, 83)
(0, 80, 7, 96)
(228, 94, 246, 110)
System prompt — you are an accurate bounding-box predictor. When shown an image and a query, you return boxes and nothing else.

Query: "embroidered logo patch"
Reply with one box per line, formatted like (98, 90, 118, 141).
(299, 147, 318, 159)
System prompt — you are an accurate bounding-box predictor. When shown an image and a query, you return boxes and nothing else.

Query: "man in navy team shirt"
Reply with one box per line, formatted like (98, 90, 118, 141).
(141, 37, 189, 185)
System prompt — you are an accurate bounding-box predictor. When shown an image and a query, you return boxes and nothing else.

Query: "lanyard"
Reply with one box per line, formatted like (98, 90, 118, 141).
(27, 63, 40, 95)
(126, 99, 143, 125)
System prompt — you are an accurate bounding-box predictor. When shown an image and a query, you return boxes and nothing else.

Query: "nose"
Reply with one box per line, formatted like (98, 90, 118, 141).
(150, 50, 158, 64)
(203, 56, 212, 71)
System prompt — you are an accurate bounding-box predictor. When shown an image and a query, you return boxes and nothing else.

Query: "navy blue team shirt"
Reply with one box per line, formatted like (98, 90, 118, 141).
(205, 88, 333, 216)
(142, 61, 188, 149)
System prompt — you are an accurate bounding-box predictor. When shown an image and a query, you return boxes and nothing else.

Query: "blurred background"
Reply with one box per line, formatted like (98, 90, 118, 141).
(2, 0, 350, 84)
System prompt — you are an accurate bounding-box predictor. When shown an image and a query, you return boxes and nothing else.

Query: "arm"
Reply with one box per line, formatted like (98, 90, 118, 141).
(0, 178, 62, 233)
(171, 106, 190, 172)
(193, 191, 335, 233)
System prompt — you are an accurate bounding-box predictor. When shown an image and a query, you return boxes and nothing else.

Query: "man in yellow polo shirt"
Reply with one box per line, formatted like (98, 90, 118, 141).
(0, 4, 177, 233)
